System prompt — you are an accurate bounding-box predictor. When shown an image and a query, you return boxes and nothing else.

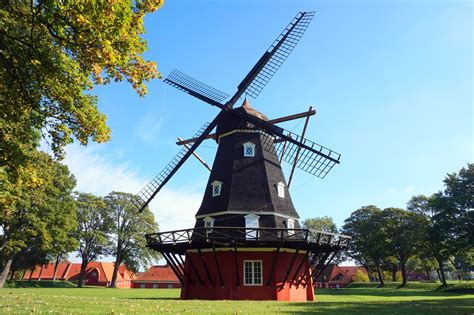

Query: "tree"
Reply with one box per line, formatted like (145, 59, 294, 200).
(0, 0, 162, 185)
(342, 205, 386, 286)
(302, 216, 338, 233)
(74, 193, 111, 288)
(443, 164, 473, 253)
(0, 151, 77, 287)
(104, 192, 158, 288)
(408, 194, 453, 285)
(377, 208, 427, 287)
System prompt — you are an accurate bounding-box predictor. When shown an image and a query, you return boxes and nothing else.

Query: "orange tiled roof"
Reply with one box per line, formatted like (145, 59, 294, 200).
(134, 265, 180, 283)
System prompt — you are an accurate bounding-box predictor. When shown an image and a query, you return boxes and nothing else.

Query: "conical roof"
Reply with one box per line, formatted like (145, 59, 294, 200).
(240, 98, 269, 121)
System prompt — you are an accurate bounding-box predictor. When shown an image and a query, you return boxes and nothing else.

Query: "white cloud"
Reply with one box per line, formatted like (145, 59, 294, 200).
(63, 144, 201, 232)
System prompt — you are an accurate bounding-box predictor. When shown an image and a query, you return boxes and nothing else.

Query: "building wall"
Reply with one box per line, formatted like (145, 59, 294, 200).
(132, 282, 181, 289)
(180, 249, 314, 301)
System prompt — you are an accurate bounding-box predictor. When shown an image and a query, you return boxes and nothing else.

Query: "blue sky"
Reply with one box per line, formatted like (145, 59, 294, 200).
(60, 0, 472, 232)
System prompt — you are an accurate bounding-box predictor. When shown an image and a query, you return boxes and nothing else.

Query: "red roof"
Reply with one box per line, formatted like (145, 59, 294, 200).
(134, 265, 180, 283)
(24, 262, 135, 283)
(316, 264, 367, 285)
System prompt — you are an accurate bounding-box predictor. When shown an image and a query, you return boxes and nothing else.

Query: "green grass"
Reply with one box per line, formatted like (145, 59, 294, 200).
(0, 282, 473, 314)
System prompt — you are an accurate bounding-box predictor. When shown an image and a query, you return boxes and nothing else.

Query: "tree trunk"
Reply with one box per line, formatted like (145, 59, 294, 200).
(425, 268, 431, 280)
(110, 258, 121, 288)
(376, 264, 384, 287)
(400, 263, 407, 287)
(38, 265, 44, 281)
(28, 267, 35, 281)
(9, 269, 16, 281)
(0, 256, 14, 288)
(436, 269, 441, 281)
(391, 267, 397, 282)
(77, 260, 88, 288)
(53, 254, 61, 281)
(436, 257, 447, 285)
(364, 265, 374, 282)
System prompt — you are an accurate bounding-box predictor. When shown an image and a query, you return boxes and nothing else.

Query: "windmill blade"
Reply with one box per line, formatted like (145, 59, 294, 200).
(133, 114, 223, 211)
(164, 69, 228, 109)
(227, 11, 315, 107)
(234, 110, 341, 179)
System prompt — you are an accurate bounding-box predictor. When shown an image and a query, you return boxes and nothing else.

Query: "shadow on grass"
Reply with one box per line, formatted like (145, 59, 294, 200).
(5, 280, 76, 288)
(317, 287, 473, 297)
(128, 297, 181, 301)
(288, 298, 474, 314)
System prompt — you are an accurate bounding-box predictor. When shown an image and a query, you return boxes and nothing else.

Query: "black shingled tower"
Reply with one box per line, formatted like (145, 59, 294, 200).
(194, 99, 300, 230)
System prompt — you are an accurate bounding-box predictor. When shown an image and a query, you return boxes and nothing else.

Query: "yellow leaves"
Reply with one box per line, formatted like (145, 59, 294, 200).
(31, 59, 41, 66)
(76, 14, 88, 25)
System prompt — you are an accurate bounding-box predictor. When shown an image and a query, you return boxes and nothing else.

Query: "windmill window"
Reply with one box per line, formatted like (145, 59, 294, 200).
(211, 181, 223, 197)
(287, 218, 295, 236)
(203, 216, 215, 233)
(277, 182, 285, 198)
(243, 142, 256, 157)
(244, 214, 260, 239)
(244, 260, 263, 286)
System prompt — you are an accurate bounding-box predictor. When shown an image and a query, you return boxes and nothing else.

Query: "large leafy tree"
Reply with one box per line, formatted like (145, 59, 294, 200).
(376, 208, 427, 287)
(302, 216, 338, 233)
(342, 205, 386, 285)
(0, 0, 162, 181)
(105, 192, 158, 288)
(74, 193, 111, 288)
(0, 151, 77, 287)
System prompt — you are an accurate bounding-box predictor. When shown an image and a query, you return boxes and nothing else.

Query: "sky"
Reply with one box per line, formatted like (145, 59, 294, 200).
(53, 0, 472, 234)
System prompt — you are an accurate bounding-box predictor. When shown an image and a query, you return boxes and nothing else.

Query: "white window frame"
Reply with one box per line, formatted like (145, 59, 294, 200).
(287, 218, 295, 236)
(211, 180, 223, 197)
(243, 260, 263, 286)
(203, 216, 215, 233)
(152, 284, 158, 288)
(277, 182, 285, 198)
(243, 142, 256, 157)
(244, 214, 260, 239)
(140, 284, 145, 288)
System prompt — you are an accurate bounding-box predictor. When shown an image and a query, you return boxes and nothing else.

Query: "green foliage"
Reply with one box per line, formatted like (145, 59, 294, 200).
(0, 151, 77, 287)
(352, 270, 370, 282)
(73, 192, 111, 284)
(104, 191, 158, 286)
(4, 280, 76, 288)
(0, 0, 162, 183)
(302, 216, 338, 233)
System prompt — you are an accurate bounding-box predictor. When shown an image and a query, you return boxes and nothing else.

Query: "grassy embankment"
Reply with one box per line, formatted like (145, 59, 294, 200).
(0, 280, 472, 314)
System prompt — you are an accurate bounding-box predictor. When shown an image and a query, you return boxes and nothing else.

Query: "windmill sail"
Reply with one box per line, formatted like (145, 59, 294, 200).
(228, 11, 315, 105)
(133, 121, 215, 211)
(164, 69, 229, 108)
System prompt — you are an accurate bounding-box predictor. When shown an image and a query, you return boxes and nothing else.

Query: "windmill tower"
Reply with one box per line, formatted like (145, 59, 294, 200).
(134, 11, 350, 301)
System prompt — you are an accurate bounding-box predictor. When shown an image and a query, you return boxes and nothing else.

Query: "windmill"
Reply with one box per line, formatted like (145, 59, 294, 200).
(134, 11, 350, 301)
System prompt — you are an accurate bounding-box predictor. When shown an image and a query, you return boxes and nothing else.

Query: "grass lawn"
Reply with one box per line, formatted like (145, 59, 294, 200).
(0, 281, 473, 314)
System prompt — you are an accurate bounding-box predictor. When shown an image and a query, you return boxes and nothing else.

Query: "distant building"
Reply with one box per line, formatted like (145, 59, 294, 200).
(23, 262, 135, 288)
(132, 265, 181, 289)
(314, 264, 367, 288)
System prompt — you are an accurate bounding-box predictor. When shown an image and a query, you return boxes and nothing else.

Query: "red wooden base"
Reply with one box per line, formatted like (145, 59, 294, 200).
(180, 249, 314, 301)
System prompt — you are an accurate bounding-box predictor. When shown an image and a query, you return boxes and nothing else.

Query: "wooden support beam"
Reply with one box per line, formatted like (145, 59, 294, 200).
(310, 250, 339, 287)
(287, 106, 313, 188)
(296, 252, 323, 287)
(290, 250, 310, 288)
(233, 243, 240, 288)
(176, 109, 316, 146)
(170, 253, 194, 287)
(281, 247, 300, 287)
(185, 252, 204, 287)
(177, 137, 211, 171)
(212, 241, 225, 287)
(266, 246, 281, 287)
(161, 252, 184, 284)
(197, 248, 215, 287)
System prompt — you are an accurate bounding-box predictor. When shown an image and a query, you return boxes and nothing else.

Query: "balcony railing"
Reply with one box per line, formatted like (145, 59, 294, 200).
(146, 227, 350, 248)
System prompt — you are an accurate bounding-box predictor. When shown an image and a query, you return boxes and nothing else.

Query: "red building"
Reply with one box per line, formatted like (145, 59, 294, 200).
(315, 264, 367, 288)
(132, 265, 181, 288)
(24, 262, 135, 288)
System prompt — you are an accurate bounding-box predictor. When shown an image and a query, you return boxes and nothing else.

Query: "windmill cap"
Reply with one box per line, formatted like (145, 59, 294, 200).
(240, 98, 269, 121)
